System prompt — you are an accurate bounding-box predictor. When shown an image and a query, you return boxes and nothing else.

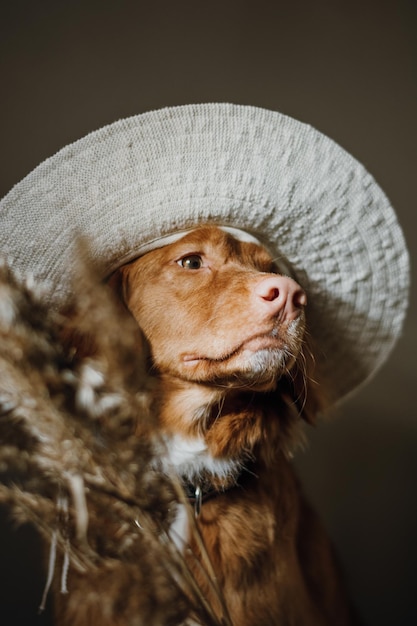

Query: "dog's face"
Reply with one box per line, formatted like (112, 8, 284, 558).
(112, 227, 307, 392)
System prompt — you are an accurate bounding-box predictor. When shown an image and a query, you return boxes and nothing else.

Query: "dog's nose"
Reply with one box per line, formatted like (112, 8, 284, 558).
(254, 275, 307, 318)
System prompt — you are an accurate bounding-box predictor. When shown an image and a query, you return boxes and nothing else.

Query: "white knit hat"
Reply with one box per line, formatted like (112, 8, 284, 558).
(0, 103, 409, 403)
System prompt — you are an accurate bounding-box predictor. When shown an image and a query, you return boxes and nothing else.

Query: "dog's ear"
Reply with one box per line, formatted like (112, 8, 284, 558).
(106, 265, 138, 318)
(107, 263, 142, 312)
(107, 267, 125, 303)
(106, 265, 154, 372)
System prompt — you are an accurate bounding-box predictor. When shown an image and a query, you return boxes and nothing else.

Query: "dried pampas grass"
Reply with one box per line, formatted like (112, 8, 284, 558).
(0, 254, 231, 626)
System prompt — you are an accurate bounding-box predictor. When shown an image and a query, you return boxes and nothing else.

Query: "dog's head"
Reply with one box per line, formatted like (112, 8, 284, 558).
(109, 226, 324, 424)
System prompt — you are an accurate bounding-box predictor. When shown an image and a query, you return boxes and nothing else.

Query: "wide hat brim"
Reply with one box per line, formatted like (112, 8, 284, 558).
(0, 103, 410, 403)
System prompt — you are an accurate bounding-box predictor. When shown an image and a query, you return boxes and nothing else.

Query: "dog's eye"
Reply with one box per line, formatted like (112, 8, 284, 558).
(178, 255, 203, 270)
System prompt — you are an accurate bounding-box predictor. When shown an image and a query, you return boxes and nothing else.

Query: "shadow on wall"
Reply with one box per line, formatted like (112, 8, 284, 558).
(296, 368, 417, 626)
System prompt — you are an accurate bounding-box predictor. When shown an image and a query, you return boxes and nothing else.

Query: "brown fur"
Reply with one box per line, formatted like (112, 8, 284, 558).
(99, 226, 357, 625)
(107, 227, 351, 626)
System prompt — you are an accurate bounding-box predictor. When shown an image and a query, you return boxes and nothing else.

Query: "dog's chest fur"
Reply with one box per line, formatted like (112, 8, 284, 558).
(162, 433, 243, 486)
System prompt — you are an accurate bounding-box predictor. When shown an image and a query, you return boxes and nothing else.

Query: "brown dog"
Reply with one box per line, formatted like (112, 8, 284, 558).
(108, 225, 357, 626)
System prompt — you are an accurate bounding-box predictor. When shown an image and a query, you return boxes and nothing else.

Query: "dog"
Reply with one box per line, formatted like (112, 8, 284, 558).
(106, 225, 358, 626)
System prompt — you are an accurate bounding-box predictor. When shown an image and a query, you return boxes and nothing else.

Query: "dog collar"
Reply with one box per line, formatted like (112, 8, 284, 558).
(182, 482, 218, 518)
(182, 462, 257, 518)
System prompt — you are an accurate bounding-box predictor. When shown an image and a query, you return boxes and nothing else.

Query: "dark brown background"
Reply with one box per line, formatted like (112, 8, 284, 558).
(1, 1, 415, 624)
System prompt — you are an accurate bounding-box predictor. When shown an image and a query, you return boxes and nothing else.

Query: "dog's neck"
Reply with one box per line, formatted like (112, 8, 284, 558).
(154, 374, 297, 491)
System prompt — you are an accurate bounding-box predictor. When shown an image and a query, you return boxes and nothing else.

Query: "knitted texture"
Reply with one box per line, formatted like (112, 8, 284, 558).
(0, 103, 410, 403)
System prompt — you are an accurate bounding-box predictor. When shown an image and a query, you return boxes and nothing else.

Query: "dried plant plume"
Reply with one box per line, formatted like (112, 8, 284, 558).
(0, 253, 231, 626)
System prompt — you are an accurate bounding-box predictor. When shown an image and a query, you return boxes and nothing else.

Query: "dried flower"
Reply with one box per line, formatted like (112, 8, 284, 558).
(0, 255, 230, 626)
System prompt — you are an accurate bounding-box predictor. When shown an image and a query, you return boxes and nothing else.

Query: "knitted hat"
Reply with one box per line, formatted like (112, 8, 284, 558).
(0, 103, 409, 403)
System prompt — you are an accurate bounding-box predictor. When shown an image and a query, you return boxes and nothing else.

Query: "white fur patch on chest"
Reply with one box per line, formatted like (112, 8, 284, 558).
(160, 434, 244, 558)
(160, 433, 239, 483)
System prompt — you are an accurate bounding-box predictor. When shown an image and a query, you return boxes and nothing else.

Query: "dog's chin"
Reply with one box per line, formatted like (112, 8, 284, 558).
(178, 346, 298, 390)
(222, 347, 296, 389)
